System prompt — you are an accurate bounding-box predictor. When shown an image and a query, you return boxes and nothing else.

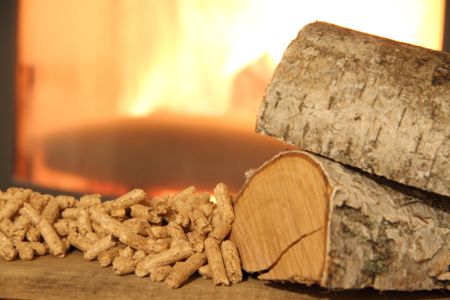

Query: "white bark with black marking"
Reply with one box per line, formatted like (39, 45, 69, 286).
(256, 22, 450, 197)
(318, 154, 450, 290)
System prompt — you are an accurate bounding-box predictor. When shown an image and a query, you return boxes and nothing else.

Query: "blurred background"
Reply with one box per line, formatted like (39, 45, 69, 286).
(1, 0, 449, 197)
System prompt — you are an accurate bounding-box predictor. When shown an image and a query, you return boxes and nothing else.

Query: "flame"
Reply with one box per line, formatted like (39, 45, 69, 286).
(124, 0, 445, 117)
(18, 0, 445, 123)
(16, 0, 446, 196)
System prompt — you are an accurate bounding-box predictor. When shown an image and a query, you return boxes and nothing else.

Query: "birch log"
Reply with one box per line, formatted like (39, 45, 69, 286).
(230, 151, 450, 290)
(256, 22, 450, 197)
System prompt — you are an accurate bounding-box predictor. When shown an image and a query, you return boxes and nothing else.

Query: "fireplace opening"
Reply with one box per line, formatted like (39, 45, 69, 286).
(12, 0, 447, 196)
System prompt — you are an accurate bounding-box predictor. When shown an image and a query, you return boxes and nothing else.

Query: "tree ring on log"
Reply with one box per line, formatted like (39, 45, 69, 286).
(230, 152, 331, 283)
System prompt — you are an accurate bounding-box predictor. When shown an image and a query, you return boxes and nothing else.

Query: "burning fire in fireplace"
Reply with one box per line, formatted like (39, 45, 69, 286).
(14, 0, 446, 196)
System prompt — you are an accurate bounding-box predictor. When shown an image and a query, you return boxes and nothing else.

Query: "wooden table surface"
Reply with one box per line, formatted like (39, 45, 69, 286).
(0, 251, 448, 300)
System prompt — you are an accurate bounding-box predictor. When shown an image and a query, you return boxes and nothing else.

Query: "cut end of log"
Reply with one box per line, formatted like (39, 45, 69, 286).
(230, 152, 331, 284)
(256, 227, 326, 285)
(231, 151, 450, 291)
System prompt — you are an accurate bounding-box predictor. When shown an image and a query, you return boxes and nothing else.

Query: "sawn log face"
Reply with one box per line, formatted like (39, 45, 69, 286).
(231, 151, 450, 291)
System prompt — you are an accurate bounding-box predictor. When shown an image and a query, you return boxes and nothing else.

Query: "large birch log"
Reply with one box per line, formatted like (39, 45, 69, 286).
(256, 22, 450, 197)
(230, 151, 450, 290)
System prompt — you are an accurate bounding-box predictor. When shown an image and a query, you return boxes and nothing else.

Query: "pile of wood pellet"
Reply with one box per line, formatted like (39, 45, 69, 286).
(0, 184, 242, 288)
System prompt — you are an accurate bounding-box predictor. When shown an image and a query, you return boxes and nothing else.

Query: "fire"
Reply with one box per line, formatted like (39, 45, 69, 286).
(18, 0, 445, 123)
(16, 0, 446, 196)
(126, 0, 445, 117)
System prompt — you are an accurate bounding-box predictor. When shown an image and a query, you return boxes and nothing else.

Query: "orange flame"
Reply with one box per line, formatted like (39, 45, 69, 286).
(18, 0, 445, 124)
(15, 0, 446, 196)
(125, 0, 445, 117)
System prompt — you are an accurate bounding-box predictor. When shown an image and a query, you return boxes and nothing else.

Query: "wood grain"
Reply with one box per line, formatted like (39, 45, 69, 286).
(231, 151, 450, 290)
(0, 251, 448, 300)
(231, 154, 329, 276)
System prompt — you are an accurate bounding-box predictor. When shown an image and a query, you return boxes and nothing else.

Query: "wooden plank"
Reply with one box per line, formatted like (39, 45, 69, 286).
(0, 251, 448, 299)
